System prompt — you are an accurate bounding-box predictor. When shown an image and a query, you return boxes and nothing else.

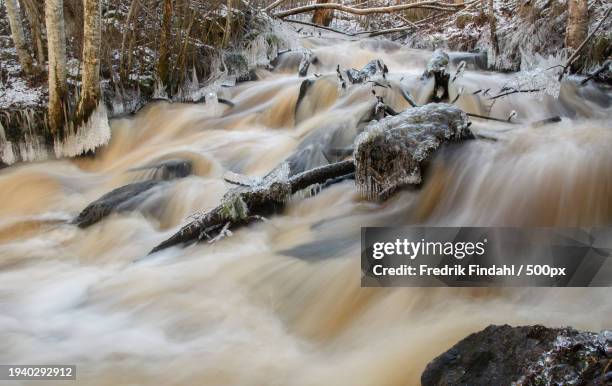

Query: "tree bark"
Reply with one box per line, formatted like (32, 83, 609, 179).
(566, 0, 589, 52)
(45, 0, 68, 135)
(156, 0, 173, 90)
(488, 0, 499, 62)
(5, 0, 34, 75)
(119, 0, 141, 83)
(77, 0, 102, 122)
(312, 0, 334, 27)
(222, 0, 233, 47)
(21, 0, 46, 66)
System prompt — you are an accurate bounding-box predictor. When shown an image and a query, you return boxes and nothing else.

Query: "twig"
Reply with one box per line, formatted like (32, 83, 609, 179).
(559, 6, 612, 81)
(467, 112, 518, 124)
(580, 59, 611, 84)
(285, 19, 359, 36)
(488, 88, 542, 100)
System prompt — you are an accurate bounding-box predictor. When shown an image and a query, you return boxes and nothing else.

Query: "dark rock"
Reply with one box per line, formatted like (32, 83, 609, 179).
(298, 50, 314, 77)
(421, 324, 612, 386)
(422, 50, 451, 102)
(74, 180, 167, 228)
(128, 158, 193, 180)
(344, 59, 388, 84)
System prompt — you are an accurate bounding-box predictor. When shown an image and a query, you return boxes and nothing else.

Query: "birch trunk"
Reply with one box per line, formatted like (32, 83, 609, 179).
(5, 0, 34, 75)
(488, 0, 499, 62)
(77, 0, 102, 121)
(566, 0, 589, 51)
(21, 0, 46, 65)
(45, 0, 68, 135)
(156, 0, 173, 89)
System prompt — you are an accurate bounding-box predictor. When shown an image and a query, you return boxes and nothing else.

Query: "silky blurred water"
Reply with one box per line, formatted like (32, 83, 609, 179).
(0, 36, 611, 385)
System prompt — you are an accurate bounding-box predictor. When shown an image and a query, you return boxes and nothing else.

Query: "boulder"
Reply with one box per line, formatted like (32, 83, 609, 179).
(421, 324, 612, 386)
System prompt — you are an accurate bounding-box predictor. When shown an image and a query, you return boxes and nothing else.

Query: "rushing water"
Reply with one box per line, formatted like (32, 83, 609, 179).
(1, 35, 611, 385)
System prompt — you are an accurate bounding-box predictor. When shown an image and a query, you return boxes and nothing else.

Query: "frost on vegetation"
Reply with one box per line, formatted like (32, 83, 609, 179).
(511, 49, 566, 99)
(354, 104, 472, 200)
(204, 162, 292, 226)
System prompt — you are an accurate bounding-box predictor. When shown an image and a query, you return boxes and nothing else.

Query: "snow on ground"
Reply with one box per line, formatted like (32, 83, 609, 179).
(0, 42, 46, 109)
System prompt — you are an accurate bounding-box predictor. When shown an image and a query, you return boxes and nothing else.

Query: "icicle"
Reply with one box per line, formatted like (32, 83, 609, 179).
(53, 103, 111, 158)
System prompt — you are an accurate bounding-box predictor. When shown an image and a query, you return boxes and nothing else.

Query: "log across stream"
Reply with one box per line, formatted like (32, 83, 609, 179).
(0, 33, 611, 385)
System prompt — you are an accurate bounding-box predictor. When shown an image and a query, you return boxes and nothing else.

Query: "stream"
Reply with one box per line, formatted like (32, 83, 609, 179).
(1, 33, 611, 385)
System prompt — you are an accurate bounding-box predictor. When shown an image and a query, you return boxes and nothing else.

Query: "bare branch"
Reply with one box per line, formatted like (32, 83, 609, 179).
(264, 0, 288, 12)
(273, 1, 463, 19)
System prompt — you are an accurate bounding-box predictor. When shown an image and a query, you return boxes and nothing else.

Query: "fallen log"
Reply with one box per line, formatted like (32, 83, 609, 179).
(354, 103, 473, 199)
(149, 160, 355, 253)
(149, 104, 473, 253)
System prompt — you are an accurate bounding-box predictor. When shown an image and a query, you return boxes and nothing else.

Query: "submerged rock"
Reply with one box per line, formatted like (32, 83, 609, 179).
(421, 324, 612, 386)
(74, 180, 167, 228)
(129, 158, 193, 180)
(354, 103, 472, 200)
(75, 159, 193, 227)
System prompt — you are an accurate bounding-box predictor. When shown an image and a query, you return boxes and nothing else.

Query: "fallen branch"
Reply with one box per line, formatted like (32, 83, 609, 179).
(488, 88, 542, 100)
(466, 112, 517, 124)
(273, 1, 462, 19)
(365, 24, 417, 38)
(285, 19, 359, 36)
(263, 0, 288, 12)
(559, 6, 612, 81)
(580, 59, 612, 85)
(149, 159, 355, 253)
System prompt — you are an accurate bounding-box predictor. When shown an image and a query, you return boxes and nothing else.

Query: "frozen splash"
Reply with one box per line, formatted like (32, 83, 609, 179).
(54, 103, 111, 158)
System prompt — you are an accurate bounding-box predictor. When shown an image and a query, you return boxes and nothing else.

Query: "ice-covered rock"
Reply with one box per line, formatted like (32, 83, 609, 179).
(421, 324, 612, 386)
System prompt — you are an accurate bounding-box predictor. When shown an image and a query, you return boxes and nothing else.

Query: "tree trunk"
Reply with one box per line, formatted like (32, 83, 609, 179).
(222, 0, 233, 47)
(566, 0, 589, 52)
(487, 0, 499, 63)
(5, 0, 34, 75)
(156, 0, 173, 90)
(21, 0, 46, 66)
(312, 0, 334, 27)
(77, 0, 102, 122)
(45, 0, 68, 135)
(119, 0, 141, 83)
